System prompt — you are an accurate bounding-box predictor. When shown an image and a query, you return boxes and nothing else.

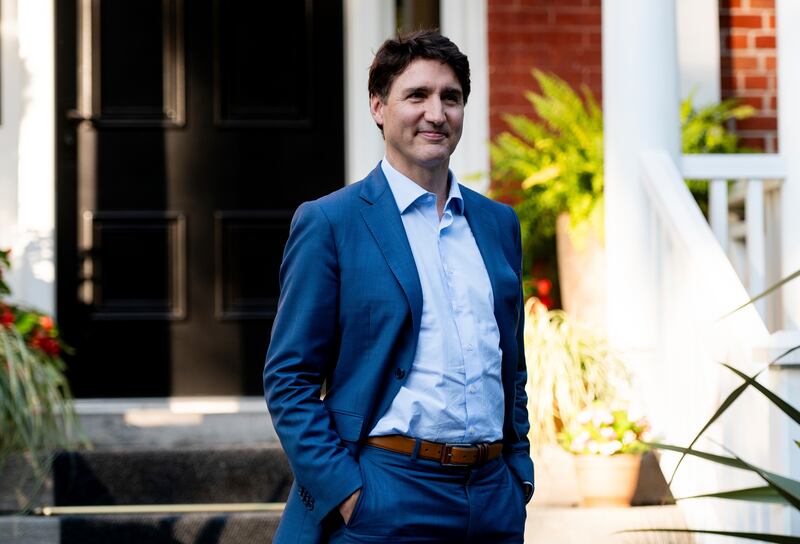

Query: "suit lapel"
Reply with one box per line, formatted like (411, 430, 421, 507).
(359, 167, 423, 341)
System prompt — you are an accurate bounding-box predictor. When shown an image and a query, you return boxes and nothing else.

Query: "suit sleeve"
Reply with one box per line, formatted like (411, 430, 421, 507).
(263, 201, 362, 524)
(504, 206, 535, 491)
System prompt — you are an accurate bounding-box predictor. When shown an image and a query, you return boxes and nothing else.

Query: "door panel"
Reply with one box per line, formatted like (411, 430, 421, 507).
(57, 0, 344, 397)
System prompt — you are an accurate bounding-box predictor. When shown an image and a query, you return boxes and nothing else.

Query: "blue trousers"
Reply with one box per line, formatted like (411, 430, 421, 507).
(328, 444, 527, 543)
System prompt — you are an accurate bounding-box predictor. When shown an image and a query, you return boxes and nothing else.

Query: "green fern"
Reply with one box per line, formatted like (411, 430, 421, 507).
(490, 71, 757, 255)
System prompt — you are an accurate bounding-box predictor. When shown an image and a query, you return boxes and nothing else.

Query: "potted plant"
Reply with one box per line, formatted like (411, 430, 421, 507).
(490, 72, 755, 327)
(559, 404, 652, 507)
(522, 297, 662, 506)
(523, 297, 630, 448)
(491, 70, 605, 328)
(0, 249, 83, 511)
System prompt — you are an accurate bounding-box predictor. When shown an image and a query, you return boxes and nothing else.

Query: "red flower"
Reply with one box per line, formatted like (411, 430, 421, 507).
(38, 315, 54, 331)
(0, 304, 13, 327)
(535, 278, 552, 297)
(40, 337, 61, 356)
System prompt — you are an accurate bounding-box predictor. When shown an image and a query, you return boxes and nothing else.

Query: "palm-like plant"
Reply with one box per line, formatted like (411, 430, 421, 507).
(622, 268, 800, 543)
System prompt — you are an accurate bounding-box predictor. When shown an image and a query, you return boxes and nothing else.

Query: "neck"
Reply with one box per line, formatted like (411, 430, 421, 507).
(384, 155, 451, 203)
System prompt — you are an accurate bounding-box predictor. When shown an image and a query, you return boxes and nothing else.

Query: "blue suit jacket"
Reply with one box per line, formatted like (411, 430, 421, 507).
(264, 165, 533, 543)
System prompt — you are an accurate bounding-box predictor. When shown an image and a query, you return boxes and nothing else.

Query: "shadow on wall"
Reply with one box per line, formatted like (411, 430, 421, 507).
(11, 231, 56, 314)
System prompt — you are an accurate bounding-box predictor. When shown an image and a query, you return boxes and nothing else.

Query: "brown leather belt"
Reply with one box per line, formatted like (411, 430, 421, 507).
(365, 435, 503, 467)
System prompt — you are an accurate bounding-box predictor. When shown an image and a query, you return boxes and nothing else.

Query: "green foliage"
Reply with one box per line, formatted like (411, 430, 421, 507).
(523, 298, 630, 448)
(0, 249, 84, 501)
(489, 73, 756, 252)
(0, 249, 10, 297)
(681, 93, 757, 214)
(490, 70, 603, 248)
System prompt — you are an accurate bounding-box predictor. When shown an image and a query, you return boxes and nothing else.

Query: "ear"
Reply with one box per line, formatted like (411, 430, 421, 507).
(369, 95, 385, 127)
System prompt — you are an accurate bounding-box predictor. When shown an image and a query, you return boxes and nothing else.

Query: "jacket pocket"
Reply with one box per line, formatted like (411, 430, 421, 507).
(328, 409, 364, 443)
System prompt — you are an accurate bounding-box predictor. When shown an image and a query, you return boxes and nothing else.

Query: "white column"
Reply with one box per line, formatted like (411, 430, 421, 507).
(603, 0, 681, 349)
(440, 0, 490, 194)
(343, 0, 395, 184)
(776, 0, 800, 330)
(676, 0, 720, 106)
(0, 0, 56, 314)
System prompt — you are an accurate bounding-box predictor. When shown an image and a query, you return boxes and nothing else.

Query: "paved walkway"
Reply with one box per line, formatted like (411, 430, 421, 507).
(525, 505, 693, 543)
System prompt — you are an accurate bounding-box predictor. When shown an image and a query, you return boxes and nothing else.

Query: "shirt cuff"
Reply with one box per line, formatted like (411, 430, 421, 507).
(522, 481, 534, 503)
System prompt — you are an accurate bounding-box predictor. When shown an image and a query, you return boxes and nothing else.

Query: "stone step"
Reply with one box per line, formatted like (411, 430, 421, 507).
(53, 445, 293, 506)
(72, 397, 277, 449)
(1, 505, 690, 544)
(1, 445, 293, 512)
(1, 512, 282, 544)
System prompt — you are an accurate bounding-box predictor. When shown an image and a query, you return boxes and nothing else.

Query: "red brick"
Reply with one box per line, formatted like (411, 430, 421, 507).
(728, 34, 750, 48)
(768, 14, 776, 28)
(739, 137, 767, 151)
(730, 14, 764, 28)
(743, 75, 769, 89)
(731, 55, 759, 69)
(488, 10, 551, 27)
(748, 0, 775, 8)
(764, 55, 776, 70)
(737, 96, 764, 110)
(737, 116, 778, 131)
(553, 11, 601, 26)
(755, 35, 776, 48)
(585, 31, 601, 46)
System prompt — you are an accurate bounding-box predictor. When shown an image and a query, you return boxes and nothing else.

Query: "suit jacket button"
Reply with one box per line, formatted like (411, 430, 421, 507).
(395, 368, 406, 379)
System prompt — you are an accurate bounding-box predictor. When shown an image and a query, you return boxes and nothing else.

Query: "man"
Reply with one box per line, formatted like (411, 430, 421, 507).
(264, 30, 533, 543)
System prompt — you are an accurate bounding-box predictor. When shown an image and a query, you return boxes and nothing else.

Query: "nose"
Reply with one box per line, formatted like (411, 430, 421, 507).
(424, 97, 445, 125)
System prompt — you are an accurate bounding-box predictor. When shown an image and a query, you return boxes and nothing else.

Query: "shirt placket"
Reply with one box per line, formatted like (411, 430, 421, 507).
(439, 207, 485, 443)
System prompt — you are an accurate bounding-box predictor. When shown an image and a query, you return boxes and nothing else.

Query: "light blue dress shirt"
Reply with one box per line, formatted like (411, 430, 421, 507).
(369, 159, 505, 443)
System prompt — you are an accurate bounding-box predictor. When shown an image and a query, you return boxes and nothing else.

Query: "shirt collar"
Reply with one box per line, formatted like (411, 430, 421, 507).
(381, 158, 464, 215)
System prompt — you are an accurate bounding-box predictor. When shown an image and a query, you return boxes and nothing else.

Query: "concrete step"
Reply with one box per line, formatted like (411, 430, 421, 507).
(1, 445, 293, 512)
(2, 505, 691, 544)
(53, 445, 293, 506)
(1, 512, 281, 544)
(72, 397, 277, 449)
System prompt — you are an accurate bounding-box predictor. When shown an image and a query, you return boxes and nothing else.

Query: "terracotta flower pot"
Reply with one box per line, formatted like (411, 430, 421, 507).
(573, 453, 641, 507)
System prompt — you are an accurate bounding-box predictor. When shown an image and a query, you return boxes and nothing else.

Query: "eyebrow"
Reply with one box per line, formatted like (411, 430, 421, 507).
(401, 86, 464, 99)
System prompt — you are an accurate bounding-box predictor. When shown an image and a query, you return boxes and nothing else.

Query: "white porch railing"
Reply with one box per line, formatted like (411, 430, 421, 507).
(639, 149, 779, 538)
(681, 154, 786, 330)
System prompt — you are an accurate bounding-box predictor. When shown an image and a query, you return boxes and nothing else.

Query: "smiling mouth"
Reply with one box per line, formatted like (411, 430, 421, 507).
(418, 130, 448, 140)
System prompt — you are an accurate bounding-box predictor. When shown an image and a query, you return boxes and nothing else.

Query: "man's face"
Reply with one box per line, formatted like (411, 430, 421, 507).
(370, 59, 464, 176)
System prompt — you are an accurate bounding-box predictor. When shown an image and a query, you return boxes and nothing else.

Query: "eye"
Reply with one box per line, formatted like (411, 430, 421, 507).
(442, 92, 462, 105)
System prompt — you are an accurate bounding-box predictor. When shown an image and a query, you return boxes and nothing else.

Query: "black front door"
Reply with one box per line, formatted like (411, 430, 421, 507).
(56, 0, 344, 397)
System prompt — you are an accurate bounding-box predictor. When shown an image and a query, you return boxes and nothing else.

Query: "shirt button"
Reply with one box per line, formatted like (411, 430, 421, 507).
(466, 344, 473, 351)
(395, 368, 406, 380)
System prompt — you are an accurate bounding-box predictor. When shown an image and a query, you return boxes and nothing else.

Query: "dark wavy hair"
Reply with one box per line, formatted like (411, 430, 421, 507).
(368, 30, 471, 105)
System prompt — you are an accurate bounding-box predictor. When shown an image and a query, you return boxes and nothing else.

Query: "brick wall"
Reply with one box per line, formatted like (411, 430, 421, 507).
(487, 0, 779, 151)
(487, 0, 602, 140)
(719, 0, 778, 151)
